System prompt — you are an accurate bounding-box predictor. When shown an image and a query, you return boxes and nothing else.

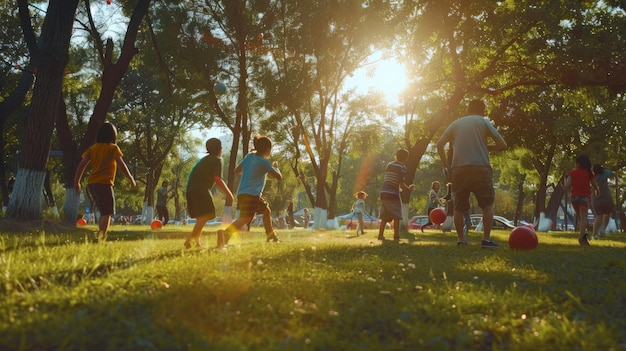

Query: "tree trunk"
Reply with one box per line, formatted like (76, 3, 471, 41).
(514, 174, 526, 226)
(7, 168, 46, 219)
(0, 3, 39, 210)
(56, 0, 150, 224)
(63, 187, 81, 224)
(313, 160, 329, 229)
(327, 169, 340, 229)
(0, 67, 36, 210)
(402, 90, 465, 206)
(544, 175, 567, 221)
(6, 0, 79, 220)
(532, 141, 557, 219)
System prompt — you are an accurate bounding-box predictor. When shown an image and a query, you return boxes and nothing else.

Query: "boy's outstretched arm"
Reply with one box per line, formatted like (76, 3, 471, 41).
(269, 161, 282, 180)
(213, 176, 234, 204)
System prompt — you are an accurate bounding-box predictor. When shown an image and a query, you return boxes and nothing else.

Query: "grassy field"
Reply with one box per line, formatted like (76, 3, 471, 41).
(1, 222, 625, 351)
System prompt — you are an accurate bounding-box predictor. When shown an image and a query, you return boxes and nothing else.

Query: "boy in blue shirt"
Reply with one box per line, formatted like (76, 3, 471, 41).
(218, 136, 282, 247)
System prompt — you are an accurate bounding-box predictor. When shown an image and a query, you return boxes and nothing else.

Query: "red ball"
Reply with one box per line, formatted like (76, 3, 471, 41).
(429, 208, 447, 225)
(76, 218, 87, 227)
(508, 226, 538, 250)
(151, 219, 163, 230)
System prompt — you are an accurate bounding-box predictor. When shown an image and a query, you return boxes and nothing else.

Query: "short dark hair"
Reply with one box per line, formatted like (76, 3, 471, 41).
(395, 149, 409, 163)
(575, 155, 592, 171)
(253, 136, 272, 154)
(96, 122, 118, 143)
(592, 164, 604, 175)
(467, 99, 486, 116)
(205, 138, 222, 155)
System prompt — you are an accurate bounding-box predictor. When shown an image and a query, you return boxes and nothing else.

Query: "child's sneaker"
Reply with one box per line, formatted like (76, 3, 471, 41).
(266, 231, 280, 242)
(481, 239, 498, 249)
(578, 234, 590, 246)
(457, 240, 468, 246)
(184, 239, 202, 249)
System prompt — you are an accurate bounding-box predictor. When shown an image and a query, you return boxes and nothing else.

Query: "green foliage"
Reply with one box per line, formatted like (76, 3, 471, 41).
(2, 227, 626, 350)
(5, 1, 626, 227)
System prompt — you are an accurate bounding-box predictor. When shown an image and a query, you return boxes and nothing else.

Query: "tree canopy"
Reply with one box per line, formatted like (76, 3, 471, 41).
(1, 0, 625, 227)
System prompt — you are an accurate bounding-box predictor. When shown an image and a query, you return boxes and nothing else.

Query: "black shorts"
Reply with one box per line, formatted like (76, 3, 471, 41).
(186, 191, 216, 219)
(593, 201, 614, 215)
(88, 183, 115, 216)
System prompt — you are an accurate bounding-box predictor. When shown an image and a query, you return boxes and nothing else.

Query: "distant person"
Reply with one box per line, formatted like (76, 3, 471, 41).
(421, 181, 442, 233)
(184, 138, 234, 249)
(287, 201, 295, 229)
(441, 182, 472, 241)
(436, 99, 508, 248)
(352, 191, 368, 236)
(156, 181, 171, 225)
(592, 164, 615, 239)
(303, 208, 310, 229)
(73, 122, 137, 243)
(563, 155, 599, 246)
(217, 136, 282, 248)
(377, 149, 415, 242)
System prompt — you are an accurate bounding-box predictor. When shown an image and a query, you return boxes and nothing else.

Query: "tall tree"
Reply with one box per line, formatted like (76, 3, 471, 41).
(113, 65, 199, 223)
(7, 0, 79, 220)
(0, 3, 36, 209)
(395, 1, 624, 222)
(262, 0, 398, 228)
(196, 0, 279, 221)
(57, 0, 151, 225)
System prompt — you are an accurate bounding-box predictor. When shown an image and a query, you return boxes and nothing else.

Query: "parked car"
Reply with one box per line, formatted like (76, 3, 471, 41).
(407, 215, 438, 231)
(205, 217, 222, 226)
(338, 212, 380, 230)
(185, 217, 222, 226)
(470, 214, 517, 231)
(250, 215, 279, 228)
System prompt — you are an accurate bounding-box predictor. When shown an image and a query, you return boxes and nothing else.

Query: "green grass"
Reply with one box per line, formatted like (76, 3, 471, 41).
(1, 223, 626, 350)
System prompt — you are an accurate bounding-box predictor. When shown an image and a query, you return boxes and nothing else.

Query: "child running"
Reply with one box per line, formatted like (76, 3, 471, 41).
(563, 155, 599, 246)
(73, 122, 137, 243)
(184, 138, 234, 249)
(218, 136, 282, 248)
(377, 149, 415, 242)
(591, 164, 617, 239)
(421, 181, 441, 233)
(352, 191, 368, 236)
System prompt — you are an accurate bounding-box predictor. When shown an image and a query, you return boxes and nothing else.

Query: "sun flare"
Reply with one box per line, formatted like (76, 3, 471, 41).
(347, 58, 409, 104)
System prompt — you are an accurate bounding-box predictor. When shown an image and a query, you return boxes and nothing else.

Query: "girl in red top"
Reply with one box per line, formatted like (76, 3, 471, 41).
(564, 155, 599, 246)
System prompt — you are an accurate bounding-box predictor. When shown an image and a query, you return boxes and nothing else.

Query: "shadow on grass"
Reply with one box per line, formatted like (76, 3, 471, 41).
(3, 228, 626, 349)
